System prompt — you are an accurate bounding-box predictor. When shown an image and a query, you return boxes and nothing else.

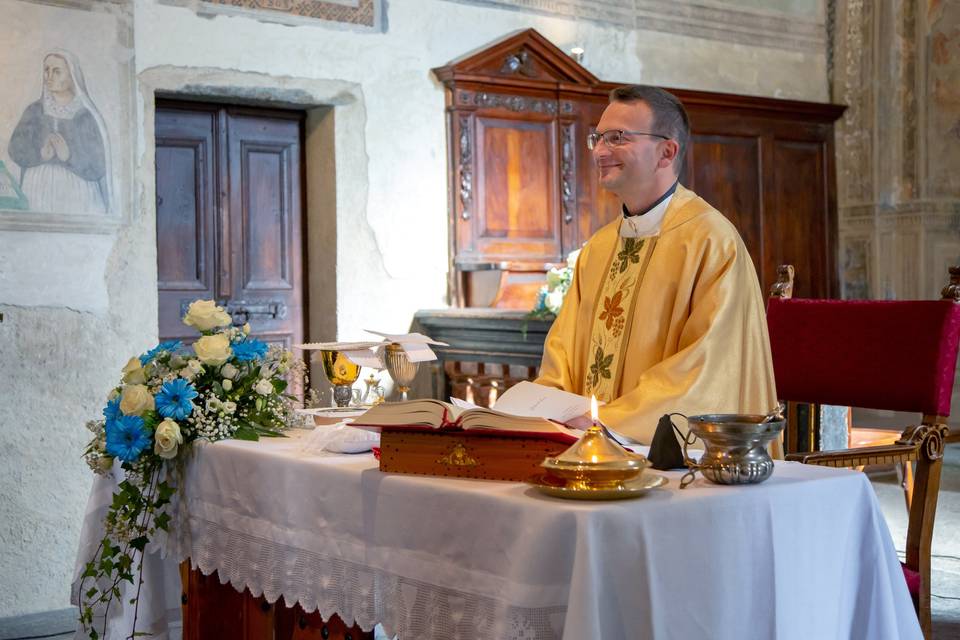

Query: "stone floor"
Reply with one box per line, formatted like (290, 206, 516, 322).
(12, 444, 960, 640)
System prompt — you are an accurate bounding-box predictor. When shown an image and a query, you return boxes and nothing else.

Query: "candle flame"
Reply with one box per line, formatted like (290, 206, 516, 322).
(591, 395, 599, 422)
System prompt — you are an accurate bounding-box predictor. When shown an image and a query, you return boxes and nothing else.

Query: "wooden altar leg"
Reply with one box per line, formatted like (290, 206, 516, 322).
(277, 604, 374, 640)
(181, 566, 275, 639)
(181, 565, 372, 640)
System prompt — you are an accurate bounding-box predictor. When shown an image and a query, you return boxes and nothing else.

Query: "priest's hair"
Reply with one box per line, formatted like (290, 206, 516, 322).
(609, 85, 690, 171)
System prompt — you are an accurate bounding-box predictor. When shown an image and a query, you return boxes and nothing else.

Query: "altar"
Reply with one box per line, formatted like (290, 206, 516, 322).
(73, 429, 922, 640)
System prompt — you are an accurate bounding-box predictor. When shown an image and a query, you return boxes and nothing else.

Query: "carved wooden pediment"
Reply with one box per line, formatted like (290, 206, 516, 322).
(432, 29, 599, 88)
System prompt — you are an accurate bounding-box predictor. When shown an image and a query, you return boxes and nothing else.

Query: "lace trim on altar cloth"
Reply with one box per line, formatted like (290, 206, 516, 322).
(186, 518, 567, 640)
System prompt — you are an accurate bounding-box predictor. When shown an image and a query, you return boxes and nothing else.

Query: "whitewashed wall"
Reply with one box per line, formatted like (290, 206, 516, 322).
(0, 0, 828, 617)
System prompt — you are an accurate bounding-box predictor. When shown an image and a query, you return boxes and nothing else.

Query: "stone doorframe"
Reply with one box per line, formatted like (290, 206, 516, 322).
(137, 66, 370, 364)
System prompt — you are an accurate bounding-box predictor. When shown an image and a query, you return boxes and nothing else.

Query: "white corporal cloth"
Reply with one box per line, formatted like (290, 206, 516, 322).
(72, 430, 922, 640)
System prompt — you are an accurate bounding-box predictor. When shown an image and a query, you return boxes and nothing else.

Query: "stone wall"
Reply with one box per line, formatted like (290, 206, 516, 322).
(833, 0, 960, 421)
(0, 0, 829, 616)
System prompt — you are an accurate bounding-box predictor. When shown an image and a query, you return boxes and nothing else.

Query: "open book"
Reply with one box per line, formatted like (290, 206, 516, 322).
(351, 381, 590, 442)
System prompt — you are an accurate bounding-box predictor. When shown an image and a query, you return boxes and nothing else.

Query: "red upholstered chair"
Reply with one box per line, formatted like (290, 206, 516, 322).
(766, 265, 960, 640)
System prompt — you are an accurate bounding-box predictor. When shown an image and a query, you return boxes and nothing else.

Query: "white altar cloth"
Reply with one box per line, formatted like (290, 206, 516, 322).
(72, 430, 922, 640)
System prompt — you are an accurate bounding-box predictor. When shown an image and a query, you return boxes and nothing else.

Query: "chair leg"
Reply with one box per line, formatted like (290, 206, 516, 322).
(897, 461, 914, 513)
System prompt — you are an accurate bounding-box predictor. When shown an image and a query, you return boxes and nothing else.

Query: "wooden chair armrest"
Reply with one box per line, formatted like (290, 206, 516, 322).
(785, 443, 919, 467)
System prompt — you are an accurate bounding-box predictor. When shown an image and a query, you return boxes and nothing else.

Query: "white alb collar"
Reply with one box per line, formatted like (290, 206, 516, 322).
(618, 192, 674, 238)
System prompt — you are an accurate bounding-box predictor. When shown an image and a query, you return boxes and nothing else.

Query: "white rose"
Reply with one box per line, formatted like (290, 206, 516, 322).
(221, 378, 233, 391)
(222, 401, 237, 414)
(546, 268, 564, 289)
(122, 357, 146, 385)
(259, 364, 273, 378)
(194, 334, 232, 366)
(180, 359, 202, 380)
(254, 378, 274, 395)
(154, 418, 183, 459)
(182, 300, 232, 332)
(545, 289, 565, 314)
(206, 397, 221, 413)
(221, 363, 239, 379)
(242, 323, 251, 335)
(120, 384, 155, 416)
(566, 248, 581, 270)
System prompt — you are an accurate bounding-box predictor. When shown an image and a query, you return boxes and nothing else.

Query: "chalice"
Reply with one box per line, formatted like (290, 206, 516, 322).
(319, 350, 362, 407)
(384, 343, 418, 402)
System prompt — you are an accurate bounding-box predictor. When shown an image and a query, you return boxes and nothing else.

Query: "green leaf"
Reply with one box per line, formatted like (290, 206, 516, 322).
(233, 425, 259, 441)
(129, 536, 149, 552)
(155, 512, 171, 531)
(85, 587, 98, 599)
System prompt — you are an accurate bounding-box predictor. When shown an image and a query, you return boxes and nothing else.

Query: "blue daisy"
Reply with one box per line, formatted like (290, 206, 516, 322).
(155, 379, 198, 420)
(232, 339, 269, 362)
(105, 415, 151, 463)
(103, 397, 121, 427)
(140, 340, 182, 365)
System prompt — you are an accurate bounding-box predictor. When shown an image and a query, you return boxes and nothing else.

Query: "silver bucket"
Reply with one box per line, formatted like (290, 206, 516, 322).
(672, 412, 785, 488)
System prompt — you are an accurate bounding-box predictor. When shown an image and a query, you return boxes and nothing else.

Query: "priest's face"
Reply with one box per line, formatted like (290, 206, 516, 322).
(592, 100, 674, 200)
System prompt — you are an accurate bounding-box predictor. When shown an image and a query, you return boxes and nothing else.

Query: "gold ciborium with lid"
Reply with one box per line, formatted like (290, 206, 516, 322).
(383, 343, 418, 402)
(538, 397, 660, 498)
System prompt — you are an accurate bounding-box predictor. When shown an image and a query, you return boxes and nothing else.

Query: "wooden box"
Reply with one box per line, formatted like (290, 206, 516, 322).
(378, 429, 570, 482)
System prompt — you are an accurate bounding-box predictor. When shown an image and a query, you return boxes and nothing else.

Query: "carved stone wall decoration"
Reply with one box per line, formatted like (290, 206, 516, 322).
(926, 0, 960, 199)
(833, 0, 959, 311)
(840, 236, 871, 299)
(834, 0, 872, 205)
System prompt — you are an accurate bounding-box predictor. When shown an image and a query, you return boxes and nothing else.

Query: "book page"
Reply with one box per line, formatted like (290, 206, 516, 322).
(492, 381, 592, 423)
(449, 397, 480, 415)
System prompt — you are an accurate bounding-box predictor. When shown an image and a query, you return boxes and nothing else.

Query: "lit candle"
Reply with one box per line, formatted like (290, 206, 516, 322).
(590, 394, 599, 427)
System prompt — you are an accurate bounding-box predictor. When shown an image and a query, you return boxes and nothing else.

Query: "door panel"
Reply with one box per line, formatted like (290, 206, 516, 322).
(688, 133, 763, 279)
(226, 112, 304, 351)
(474, 115, 560, 260)
(156, 107, 218, 342)
(766, 139, 829, 298)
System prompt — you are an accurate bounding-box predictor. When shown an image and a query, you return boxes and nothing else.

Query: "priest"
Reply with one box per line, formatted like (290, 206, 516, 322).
(536, 85, 778, 443)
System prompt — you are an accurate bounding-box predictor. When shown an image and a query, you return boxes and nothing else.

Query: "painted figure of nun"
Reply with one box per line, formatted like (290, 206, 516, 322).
(9, 49, 111, 214)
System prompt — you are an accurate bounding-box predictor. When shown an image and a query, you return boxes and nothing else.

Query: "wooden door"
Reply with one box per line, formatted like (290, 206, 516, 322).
(156, 102, 306, 352)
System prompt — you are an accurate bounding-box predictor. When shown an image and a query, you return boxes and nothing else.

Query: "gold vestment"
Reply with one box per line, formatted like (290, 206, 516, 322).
(535, 185, 778, 443)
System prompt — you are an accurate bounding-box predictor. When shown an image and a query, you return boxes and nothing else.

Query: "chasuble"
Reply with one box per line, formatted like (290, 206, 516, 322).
(536, 185, 778, 443)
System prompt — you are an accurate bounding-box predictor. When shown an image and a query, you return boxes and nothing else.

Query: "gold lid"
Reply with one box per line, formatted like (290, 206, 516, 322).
(541, 423, 648, 489)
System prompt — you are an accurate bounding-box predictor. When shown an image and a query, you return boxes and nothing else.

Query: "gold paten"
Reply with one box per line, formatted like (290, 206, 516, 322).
(539, 422, 651, 495)
(437, 442, 479, 467)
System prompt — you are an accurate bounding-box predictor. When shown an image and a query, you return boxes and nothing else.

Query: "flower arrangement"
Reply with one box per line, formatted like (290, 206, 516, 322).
(77, 300, 303, 639)
(529, 248, 581, 319)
